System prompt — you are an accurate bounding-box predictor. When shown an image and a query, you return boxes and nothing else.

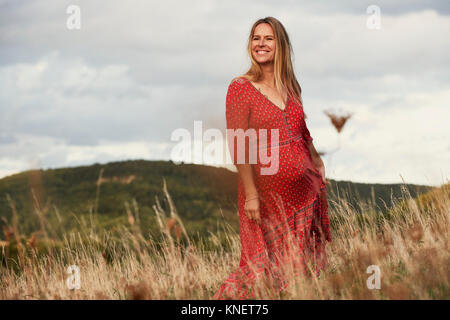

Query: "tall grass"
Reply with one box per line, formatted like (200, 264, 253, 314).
(0, 177, 448, 299)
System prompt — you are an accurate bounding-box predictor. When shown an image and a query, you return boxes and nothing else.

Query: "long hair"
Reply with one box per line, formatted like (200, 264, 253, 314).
(238, 17, 303, 107)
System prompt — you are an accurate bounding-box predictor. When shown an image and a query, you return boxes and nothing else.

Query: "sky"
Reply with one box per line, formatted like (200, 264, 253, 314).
(0, 0, 449, 187)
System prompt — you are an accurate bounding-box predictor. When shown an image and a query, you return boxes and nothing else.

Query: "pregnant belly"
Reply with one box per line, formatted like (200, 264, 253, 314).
(253, 142, 312, 192)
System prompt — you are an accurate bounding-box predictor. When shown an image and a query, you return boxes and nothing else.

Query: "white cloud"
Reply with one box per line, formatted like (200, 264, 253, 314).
(0, 1, 449, 186)
(0, 133, 171, 178)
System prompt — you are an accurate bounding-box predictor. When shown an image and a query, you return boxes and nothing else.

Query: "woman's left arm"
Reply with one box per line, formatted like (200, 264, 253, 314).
(308, 142, 327, 184)
(301, 112, 327, 184)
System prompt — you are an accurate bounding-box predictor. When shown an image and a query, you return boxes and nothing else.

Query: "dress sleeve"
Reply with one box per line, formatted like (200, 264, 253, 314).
(301, 114, 313, 144)
(225, 79, 251, 165)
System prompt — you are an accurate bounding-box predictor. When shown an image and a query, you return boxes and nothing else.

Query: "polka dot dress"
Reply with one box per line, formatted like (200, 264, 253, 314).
(212, 77, 331, 300)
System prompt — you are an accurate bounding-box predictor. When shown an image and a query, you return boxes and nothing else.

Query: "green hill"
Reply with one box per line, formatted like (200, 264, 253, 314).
(0, 159, 434, 240)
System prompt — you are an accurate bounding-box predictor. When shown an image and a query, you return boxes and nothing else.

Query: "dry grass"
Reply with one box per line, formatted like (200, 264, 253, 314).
(0, 179, 448, 300)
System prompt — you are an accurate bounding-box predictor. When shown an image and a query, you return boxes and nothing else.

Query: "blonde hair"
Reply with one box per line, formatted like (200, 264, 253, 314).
(237, 17, 303, 107)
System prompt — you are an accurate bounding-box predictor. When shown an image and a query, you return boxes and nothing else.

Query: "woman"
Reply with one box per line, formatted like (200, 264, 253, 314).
(213, 17, 331, 300)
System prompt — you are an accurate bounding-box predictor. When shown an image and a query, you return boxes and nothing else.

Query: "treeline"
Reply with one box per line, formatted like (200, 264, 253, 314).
(0, 159, 433, 240)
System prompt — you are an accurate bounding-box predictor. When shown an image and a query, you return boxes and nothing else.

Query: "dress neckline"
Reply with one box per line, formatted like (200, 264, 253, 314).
(242, 77, 289, 112)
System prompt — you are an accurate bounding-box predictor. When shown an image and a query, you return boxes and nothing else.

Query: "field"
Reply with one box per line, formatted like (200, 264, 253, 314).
(0, 176, 448, 299)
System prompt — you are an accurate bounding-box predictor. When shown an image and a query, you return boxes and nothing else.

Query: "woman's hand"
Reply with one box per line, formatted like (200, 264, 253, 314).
(244, 194, 261, 224)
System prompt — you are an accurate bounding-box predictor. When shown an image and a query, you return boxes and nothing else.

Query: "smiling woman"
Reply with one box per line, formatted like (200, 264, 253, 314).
(212, 17, 331, 300)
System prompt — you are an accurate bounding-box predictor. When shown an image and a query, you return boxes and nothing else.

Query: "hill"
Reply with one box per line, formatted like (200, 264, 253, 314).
(0, 159, 434, 240)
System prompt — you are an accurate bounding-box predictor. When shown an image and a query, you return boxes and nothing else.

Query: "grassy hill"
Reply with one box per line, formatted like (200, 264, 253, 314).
(0, 159, 434, 240)
(0, 161, 447, 299)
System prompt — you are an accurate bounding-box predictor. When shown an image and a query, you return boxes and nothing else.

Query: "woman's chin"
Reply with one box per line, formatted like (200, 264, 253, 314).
(255, 59, 272, 65)
(253, 56, 272, 64)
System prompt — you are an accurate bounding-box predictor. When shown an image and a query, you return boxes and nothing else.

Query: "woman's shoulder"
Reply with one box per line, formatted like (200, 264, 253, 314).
(229, 75, 249, 86)
(226, 76, 252, 101)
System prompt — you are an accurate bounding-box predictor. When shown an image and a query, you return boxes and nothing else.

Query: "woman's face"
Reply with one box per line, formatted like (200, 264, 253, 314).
(251, 23, 276, 64)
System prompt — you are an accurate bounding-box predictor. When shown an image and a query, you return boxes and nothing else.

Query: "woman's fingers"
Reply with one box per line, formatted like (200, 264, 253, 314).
(253, 210, 259, 223)
(245, 209, 257, 223)
(244, 198, 261, 224)
(251, 209, 261, 224)
(255, 210, 261, 224)
(254, 212, 261, 224)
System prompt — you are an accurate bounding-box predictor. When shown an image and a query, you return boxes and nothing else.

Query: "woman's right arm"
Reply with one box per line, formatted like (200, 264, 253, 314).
(235, 164, 258, 198)
(225, 79, 261, 224)
(236, 163, 260, 224)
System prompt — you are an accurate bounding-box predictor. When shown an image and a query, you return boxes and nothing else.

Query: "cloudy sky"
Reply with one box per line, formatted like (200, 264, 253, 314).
(0, 0, 449, 186)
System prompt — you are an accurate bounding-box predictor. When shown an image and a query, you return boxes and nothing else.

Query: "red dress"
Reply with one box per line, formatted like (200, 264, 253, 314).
(212, 77, 332, 300)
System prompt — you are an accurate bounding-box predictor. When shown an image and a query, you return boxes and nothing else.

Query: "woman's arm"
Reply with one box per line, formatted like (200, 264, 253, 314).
(308, 141, 327, 185)
(307, 140, 320, 159)
(301, 111, 327, 185)
(236, 163, 261, 224)
(236, 164, 258, 197)
(226, 79, 261, 224)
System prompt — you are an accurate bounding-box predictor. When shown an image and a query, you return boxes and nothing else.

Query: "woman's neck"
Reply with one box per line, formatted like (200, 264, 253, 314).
(258, 64, 275, 87)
